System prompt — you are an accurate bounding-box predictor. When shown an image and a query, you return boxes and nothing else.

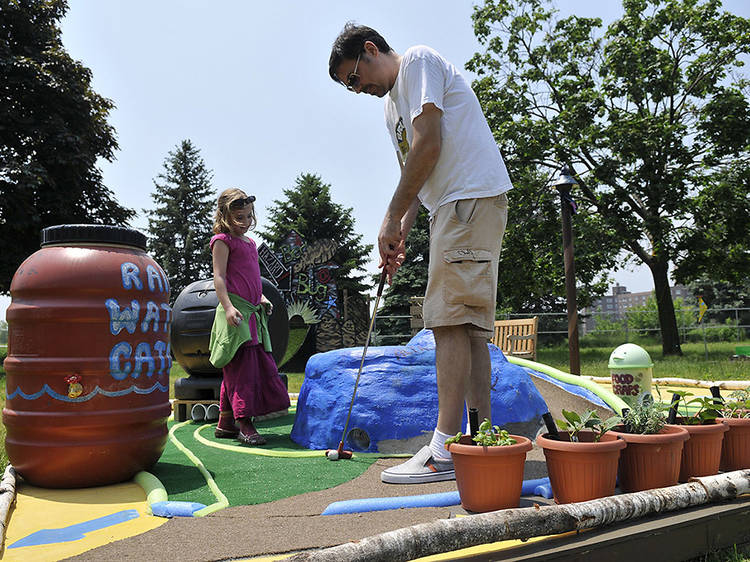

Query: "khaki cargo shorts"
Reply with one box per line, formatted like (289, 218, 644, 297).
(423, 192, 508, 338)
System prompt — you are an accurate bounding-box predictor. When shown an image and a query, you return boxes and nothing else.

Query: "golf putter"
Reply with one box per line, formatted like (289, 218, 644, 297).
(326, 269, 388, 460)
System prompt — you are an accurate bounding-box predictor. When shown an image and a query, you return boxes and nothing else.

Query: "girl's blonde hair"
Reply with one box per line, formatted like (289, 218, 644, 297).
(213, 188, 257, 234)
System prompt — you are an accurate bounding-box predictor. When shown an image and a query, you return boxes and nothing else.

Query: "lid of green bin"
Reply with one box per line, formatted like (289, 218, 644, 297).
(608, 343, 654, 369)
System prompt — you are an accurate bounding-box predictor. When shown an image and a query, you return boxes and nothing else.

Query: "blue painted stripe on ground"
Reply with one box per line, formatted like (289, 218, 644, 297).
(8, 509, 140, 548)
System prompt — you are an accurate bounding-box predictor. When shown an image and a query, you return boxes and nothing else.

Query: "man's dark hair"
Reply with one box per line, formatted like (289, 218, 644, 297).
(328, 23, 392, 83)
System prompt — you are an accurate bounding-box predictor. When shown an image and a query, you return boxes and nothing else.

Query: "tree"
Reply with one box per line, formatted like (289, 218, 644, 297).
(258, 173, 372, 296)
(0, 0, 135, 292)
(494, 168, 620, 316)
(145, 140, 214, 301)
(686, 277, 750, 326)
(468, 0, 750, 355)
(674, 162, 750, 286)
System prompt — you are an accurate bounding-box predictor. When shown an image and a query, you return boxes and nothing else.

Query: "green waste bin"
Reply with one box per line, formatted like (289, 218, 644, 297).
(608, 343, 654, 408)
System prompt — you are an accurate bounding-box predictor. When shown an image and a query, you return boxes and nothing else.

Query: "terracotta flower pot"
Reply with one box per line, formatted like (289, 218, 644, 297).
(446, 434, 532, 513)
(676, 419, 729, 482)
(718, 416, 750, 471)
(609, 425, 689, 492)
(536, 431, 626, 504)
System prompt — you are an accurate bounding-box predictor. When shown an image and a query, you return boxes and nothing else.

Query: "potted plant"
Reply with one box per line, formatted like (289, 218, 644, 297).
(536, 409, 625, 504)
(445, 418, 532, 513)
(609, 395, 689, 492)
(717, 388, 750, 471)
(668, 390, 729, 481)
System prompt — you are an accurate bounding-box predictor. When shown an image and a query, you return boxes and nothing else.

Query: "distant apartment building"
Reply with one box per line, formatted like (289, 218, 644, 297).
(582, 283, 690, 333)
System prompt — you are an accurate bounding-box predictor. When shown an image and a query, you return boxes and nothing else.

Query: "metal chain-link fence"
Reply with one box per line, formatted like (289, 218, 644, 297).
(373, 307, 750, 349)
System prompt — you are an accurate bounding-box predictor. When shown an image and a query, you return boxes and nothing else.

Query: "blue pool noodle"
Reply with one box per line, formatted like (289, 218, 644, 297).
(150, 501, 207, 517)
(321, 477, 552, 515)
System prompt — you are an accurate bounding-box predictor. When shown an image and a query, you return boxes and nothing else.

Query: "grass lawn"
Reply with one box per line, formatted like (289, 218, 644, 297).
(537, 340, 750, 381)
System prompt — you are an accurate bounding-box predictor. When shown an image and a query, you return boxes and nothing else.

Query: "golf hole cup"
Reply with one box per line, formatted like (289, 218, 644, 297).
(608, 343, 654, 408)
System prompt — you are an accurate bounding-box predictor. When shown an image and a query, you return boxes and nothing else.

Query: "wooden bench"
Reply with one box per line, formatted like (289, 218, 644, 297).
(492, 317, 538, 361)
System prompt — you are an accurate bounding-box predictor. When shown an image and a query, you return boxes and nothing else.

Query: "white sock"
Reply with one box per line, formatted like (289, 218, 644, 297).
(429, 429, 454, 461)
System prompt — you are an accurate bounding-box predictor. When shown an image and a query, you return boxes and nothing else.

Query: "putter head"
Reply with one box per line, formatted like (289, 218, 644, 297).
(326, 441, 353, 461)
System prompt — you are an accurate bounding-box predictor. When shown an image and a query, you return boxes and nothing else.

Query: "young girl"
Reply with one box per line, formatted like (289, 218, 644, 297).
(208, 188, 290, 446)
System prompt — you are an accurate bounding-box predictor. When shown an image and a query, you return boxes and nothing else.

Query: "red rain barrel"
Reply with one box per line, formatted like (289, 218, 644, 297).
(3, 225, 172, 488)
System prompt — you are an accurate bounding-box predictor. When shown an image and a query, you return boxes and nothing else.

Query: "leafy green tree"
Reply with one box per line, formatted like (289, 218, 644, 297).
(145, 140, 214, 301)
(626, 296, 695, 337)
(0, 0, 134, 292)
(258, 173, 372, 296)
(495, 168, 620, 315)
(468, 0, 750, 356)
(674, 162, 750, 286)
(687, 277, 750, 326)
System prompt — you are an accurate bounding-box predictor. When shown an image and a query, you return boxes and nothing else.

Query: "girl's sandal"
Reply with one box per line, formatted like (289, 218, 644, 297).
(237, 432, 267, 446)
(215, 411, 239, 438)
(214, 427, 239, 438)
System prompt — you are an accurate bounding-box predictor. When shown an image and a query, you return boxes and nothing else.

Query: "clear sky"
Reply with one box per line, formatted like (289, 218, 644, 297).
(1, 0, 748, 320)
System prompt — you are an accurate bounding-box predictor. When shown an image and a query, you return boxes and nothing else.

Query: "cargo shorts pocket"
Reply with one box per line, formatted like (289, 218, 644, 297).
(442, 248, 493, 307)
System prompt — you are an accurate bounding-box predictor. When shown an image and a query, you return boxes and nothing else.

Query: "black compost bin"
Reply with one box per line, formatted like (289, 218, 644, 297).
(171, 277, 289, 375)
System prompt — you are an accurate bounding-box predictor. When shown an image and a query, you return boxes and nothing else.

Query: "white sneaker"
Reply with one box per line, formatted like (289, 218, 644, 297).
(381, 446, 455, 484)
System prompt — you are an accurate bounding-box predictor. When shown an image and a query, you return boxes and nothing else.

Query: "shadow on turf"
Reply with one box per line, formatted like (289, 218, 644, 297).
(149, 462, 215, 495)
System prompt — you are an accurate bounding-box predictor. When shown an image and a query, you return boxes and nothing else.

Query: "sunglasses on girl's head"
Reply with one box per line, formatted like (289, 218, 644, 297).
(230, 195, 256, 209)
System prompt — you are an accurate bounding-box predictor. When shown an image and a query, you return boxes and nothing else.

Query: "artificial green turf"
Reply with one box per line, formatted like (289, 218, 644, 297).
(150, 411, 376, 508)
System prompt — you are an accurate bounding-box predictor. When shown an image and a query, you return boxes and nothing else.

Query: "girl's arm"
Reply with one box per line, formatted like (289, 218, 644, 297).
(212, 240, 243, 327)
(260, 293, 273, 316)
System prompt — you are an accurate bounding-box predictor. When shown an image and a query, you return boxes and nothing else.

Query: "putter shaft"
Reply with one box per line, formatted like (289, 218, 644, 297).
(338, 270, 387, 447)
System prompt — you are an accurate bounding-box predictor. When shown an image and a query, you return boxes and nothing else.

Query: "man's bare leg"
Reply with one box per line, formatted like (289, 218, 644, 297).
(433, 324, 471, 435)
(465, 335, 492, 424)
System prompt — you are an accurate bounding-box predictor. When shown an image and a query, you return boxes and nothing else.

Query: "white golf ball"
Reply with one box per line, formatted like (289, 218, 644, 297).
(326, 450, 339, 460)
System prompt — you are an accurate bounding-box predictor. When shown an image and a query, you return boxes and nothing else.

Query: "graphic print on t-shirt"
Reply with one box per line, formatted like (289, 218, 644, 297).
(395, 117, 409, 161)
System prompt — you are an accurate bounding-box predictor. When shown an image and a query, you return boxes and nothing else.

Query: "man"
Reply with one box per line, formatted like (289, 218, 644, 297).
(329, 23, 512, 484)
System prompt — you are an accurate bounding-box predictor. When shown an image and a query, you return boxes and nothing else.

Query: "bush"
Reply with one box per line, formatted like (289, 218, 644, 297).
(684, 319, 740, 343)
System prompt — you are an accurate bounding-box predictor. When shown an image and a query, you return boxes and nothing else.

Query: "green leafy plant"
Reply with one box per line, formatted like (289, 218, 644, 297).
(721, 389, 750, 419)
(445, 418, 517, 447)
(621, 394, 668, 434)
(555, 409, 621, 442)
(670, 390, 721, 425)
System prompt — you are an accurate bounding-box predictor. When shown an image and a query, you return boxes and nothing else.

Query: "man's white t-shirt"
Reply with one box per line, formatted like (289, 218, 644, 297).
(384, 45, 512, 215)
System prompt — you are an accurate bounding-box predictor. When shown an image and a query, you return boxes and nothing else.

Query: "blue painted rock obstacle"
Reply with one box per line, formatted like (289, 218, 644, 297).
(291, 329, 549, 453)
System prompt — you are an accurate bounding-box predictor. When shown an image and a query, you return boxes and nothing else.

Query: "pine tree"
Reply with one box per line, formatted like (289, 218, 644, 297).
(146, 140, 214, 301)
(258, 173, 372, 296)
(0, 0, 134, 292)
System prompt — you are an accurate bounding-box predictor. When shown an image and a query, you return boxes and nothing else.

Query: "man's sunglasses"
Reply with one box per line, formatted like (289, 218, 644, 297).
(230, 195, 256, 209)
(345, 52, 361, 91)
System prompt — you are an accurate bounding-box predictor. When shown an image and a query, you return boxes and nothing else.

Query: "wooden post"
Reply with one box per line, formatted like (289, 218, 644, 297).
(556, 183, 581, 375)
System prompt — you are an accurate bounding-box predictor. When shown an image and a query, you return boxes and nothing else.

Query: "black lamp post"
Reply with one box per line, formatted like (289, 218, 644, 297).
(552, 166, 581, 375)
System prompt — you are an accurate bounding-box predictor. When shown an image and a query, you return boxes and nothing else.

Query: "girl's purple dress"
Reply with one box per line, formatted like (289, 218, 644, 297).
(210, 233, 290, 419)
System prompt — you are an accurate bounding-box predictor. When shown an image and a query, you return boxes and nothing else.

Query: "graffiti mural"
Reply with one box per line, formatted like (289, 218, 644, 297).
(258, 231, 368, 355)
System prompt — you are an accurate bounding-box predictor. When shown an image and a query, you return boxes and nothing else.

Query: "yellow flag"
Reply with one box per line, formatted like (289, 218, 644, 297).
(697, 296, 708, 323)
